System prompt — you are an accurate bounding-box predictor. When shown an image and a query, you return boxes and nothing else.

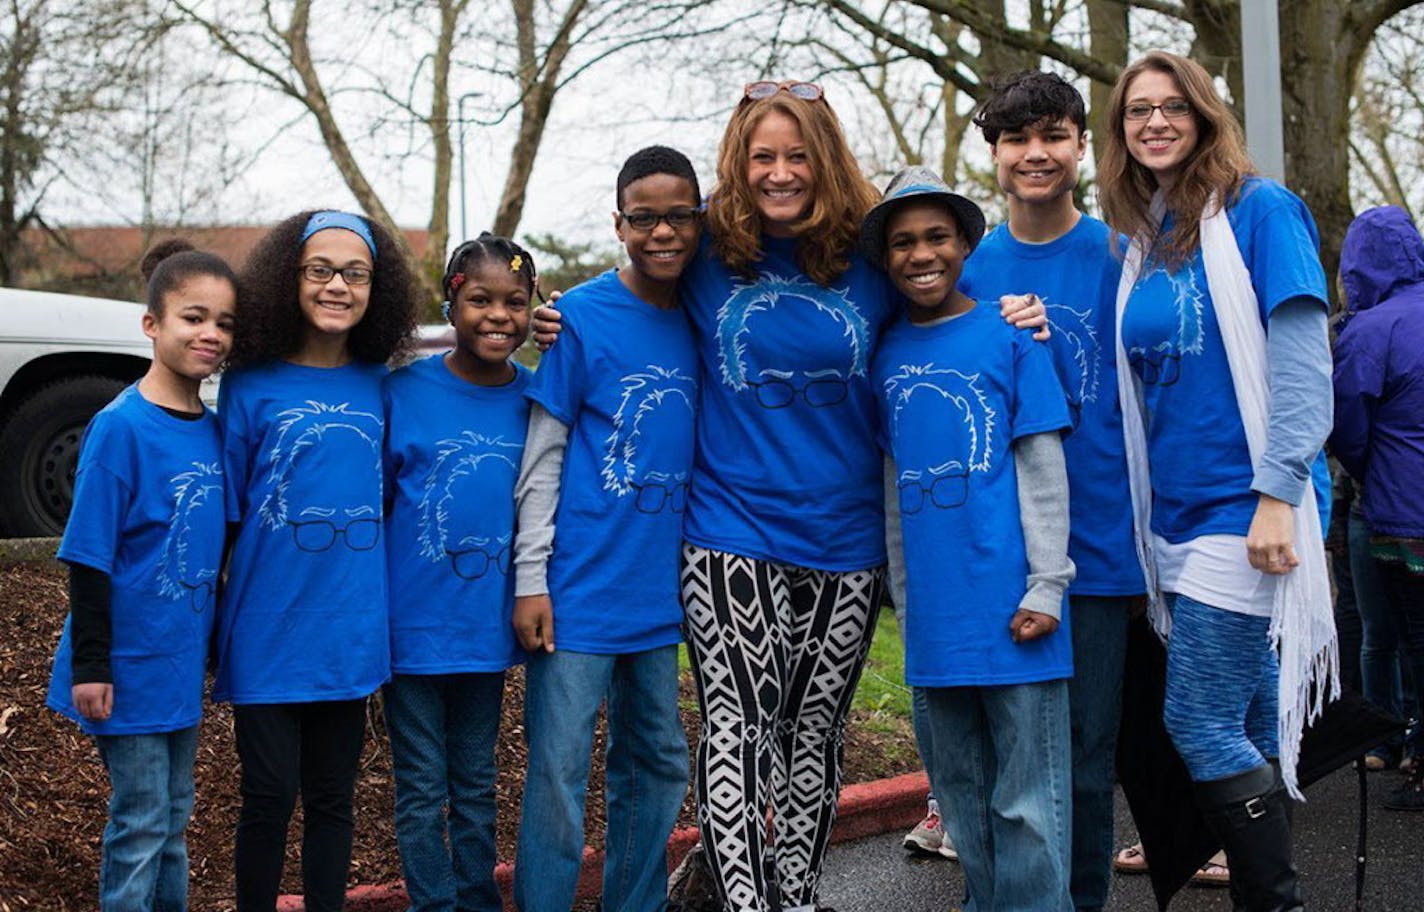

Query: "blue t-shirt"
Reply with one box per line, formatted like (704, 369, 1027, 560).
(383, 355, 530, 674)
(215, 361, 389, 703)
(874, 305, 1073, 687)
(1120, 178, 1331, 543)
(961, 216, 1144, 596)
(527, 270, 698, 653)
(47, 385, 226, 734)
(680, 235, 899, 570)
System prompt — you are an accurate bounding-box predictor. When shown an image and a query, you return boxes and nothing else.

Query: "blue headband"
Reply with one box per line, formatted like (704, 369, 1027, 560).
(300, 211, 378, 260)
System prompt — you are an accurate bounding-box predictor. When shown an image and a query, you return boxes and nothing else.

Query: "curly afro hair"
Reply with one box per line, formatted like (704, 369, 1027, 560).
(230, 209, 418, 368)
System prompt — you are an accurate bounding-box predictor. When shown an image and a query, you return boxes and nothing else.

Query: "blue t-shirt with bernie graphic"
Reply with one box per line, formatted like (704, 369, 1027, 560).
(961, 216, 1144, 596)
(47, 385, 225, 734)
(383, 356, 529, 674)
(527, 270, 698, 654)
(1120, 177, 1331, 543)
(680, 235, 899, 570)
(874, 304, 1073, 687)
(216, 361, 389, 703)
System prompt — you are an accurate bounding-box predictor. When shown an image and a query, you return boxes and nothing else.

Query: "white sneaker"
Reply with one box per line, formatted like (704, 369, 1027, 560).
(902, 810, 959, 860)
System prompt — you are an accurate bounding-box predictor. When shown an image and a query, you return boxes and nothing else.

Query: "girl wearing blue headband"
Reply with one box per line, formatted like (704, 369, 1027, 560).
(217, 209, 417, 911)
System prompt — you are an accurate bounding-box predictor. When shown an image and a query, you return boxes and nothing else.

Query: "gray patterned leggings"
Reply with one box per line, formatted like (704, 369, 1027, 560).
(680, 544, 883, 912)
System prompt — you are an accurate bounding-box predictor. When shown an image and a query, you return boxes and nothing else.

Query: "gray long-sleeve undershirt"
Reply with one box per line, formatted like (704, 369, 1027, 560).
(884, 430, 1075, 623)
(1253, 297, 1333, 506)
(513, 404, 568, 598)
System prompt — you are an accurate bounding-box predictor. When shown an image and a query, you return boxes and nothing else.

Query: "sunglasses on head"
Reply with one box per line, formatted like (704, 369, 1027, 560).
(742, 81, 824, 103)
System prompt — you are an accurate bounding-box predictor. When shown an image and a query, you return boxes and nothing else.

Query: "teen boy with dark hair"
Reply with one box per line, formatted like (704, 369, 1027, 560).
(511, 144, 703, 912)
(960, 70, 1147, 912)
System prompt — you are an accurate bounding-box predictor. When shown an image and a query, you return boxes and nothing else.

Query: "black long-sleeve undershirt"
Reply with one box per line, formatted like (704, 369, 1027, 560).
(68, 562, 113, 685)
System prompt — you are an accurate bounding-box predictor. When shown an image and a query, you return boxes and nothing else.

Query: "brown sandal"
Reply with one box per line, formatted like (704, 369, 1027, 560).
(1112, 842, 1149, 874)
(1190, 851, 1231, 887)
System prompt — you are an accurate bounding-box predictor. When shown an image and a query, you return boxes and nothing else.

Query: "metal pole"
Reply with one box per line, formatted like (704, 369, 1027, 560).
(457, 92, 482, 242)
(1241, 0, 1285, 181)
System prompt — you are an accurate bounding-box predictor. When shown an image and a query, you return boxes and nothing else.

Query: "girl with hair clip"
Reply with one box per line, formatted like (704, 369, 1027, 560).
(381, 233, 535, 912)
(1098, 51, 1335, 910)
(215, 210, 417, 912)
(46, 239, 236, 910)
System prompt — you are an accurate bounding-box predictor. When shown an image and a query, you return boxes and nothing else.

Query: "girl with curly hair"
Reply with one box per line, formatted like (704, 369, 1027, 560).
(1099, 52, 1335, 910)
(381, 232, 535, 912)
(215, 210, 417, 912)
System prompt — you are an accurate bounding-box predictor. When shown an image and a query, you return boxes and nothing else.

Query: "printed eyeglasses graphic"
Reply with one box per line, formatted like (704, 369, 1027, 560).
(180, 579, 216, 614)
(289, 517, 381, 552)
(446, 542, 512, 580)
(630, 480, 688, 514)
(747, 370, 848, 409)
(898, 464, 970, 513)
(1129, 345, 1182, 386)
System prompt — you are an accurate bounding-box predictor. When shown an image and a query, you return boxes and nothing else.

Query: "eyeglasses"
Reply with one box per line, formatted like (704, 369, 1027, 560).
(618, 207, 701, 232)
(746, 375, 848, 409)
(1128, 346, 1183, 387)
(743, 81, 824, 102)
(1123, 99, 1193, 121)
(300, 263, 373, 285)
(897, 467, 970, 515)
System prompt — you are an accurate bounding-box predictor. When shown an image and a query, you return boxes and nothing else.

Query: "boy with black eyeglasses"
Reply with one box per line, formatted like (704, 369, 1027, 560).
(511, 144, 703, 912)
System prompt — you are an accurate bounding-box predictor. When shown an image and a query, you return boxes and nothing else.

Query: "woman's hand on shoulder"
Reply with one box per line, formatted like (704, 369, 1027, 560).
(1000, 294, 1051, 341)
(513, 594, 556, 652)
(531, 293, 563, 352)
(1246, 494, 1299, 575)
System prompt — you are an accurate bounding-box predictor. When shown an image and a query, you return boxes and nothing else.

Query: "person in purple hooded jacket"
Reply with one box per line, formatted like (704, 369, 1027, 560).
(1330, 204, 1424, 811)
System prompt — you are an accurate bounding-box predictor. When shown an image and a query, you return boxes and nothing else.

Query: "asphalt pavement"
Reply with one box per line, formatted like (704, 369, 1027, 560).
(814, 765, 1422, 911)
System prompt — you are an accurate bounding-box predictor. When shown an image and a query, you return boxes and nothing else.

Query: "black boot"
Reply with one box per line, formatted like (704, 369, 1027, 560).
(1194, 764, 1304, 912)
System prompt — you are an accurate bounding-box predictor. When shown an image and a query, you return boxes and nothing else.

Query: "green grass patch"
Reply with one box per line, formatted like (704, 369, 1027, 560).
(674, 608, 910, 721)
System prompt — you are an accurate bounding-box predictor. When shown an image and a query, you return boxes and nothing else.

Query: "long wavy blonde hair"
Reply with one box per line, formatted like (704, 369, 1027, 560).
(707, 92, 879, 286)
(1098, 51, 1254, 270)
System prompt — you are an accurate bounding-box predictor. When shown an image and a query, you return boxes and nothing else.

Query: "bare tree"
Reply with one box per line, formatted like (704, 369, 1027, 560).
(0, 0, 160, 285)
(169, 0, 740, 306)
(815, 0, 1424, 282)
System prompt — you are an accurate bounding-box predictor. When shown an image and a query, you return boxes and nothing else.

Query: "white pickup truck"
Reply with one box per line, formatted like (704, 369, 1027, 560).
(0, 287, 453, 538)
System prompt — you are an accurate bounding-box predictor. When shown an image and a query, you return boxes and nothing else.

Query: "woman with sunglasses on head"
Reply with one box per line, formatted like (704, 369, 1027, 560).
(675, 81, 1047, 912)
(1098, 52, 1334, 910)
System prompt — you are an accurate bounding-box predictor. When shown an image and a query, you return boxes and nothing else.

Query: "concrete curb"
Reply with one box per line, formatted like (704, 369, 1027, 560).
(277, 771, 930, 911)
(0, 537, 60, 565)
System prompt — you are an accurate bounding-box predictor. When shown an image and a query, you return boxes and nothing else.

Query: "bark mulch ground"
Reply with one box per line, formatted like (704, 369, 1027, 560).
(0, 561, 919, 910)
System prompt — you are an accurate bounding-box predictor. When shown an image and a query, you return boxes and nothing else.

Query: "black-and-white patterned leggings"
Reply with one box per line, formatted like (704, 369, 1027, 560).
(681, 543, 884, 912)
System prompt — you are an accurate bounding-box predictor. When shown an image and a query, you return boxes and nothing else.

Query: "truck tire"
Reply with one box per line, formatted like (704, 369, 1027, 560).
(0, 375, 129, 538)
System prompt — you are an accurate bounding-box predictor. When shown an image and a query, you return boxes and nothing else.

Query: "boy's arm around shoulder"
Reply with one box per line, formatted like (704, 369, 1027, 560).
(512, 404, 568, 652)
(1011, 430, 1075, 642)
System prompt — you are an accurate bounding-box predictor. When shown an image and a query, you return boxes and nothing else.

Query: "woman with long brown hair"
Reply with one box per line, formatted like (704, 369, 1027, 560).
(1098, 51, 1335, 910)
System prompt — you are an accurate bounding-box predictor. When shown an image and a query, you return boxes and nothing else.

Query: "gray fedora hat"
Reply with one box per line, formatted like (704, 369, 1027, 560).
(859, 166, 986, 268)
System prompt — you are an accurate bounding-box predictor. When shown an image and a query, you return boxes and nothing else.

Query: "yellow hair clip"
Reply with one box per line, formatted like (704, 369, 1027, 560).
(509, 254, 523, 272)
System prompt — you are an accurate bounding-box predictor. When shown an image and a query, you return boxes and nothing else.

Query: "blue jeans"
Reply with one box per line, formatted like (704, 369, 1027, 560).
(514, 647, 688, 912)
(1353, 515, 1407, 759)
(1065, 595, 1129, 912)
(1163, 594, 1278, 781)
(94, 726, 199, 912)
(384, 672, 505, 912)
(924, 679, 1073, 912)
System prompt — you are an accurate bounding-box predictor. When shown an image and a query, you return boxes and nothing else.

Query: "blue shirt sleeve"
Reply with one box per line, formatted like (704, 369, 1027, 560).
(1241, 182, 1328, 317)
(218, 372, 251, 523)
(526, 317, 587, 427)
(58, 455, 131, 574)
(1011, 330, 1072, 442)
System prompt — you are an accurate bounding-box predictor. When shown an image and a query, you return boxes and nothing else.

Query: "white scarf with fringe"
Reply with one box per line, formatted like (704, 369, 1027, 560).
(1114, 191, 1338, 799)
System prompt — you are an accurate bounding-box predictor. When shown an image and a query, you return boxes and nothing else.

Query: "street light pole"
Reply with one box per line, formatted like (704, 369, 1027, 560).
(457, 91, 483, 241)
(1241, 0, 1285, 181)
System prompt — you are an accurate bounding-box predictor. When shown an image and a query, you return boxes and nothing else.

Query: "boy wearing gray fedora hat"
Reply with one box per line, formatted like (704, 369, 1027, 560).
(866, 165, 1078, 910)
